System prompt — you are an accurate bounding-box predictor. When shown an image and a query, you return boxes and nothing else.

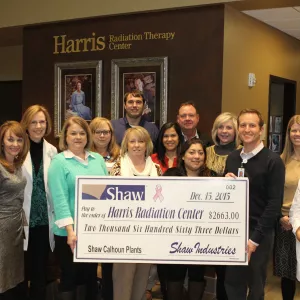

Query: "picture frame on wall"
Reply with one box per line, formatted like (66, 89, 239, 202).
(274, 116, 282, 133)
(54, 60, 102, 137)
(269, 133, 281, 153)
(269, 116, 273, 132)
(111, 57, 168, 128)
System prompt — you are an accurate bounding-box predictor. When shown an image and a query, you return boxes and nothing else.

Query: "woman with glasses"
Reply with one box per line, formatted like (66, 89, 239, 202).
(90, 117, 120, 175)
(0, 121, 29, 299)
(89, 117, 120, 300)
(21, 105, 57, 300)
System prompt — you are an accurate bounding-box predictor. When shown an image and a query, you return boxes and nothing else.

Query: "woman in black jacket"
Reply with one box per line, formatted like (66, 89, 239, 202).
(164, 138, 216, 300)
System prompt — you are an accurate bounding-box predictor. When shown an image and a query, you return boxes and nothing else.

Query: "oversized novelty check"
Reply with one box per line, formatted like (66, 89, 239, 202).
(74, 176, 249, 265)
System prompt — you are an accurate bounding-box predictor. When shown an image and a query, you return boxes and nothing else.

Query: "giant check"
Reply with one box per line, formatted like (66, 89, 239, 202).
(74, 176, 249, 265)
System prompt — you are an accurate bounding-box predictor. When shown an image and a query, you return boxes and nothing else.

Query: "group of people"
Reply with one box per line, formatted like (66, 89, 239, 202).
(0, 89, 300, 300)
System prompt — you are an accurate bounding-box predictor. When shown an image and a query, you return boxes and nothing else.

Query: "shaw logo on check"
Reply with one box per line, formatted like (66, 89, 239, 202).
(82, 184, 145, 201)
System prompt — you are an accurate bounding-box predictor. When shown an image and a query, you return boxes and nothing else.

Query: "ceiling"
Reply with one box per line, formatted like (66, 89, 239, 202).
(1, 1, 300, 47)
(243, 6, 300, 40)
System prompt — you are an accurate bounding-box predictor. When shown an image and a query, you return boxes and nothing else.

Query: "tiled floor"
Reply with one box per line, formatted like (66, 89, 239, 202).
(98, 261, 300, 299)
(150, 261, 300, 300)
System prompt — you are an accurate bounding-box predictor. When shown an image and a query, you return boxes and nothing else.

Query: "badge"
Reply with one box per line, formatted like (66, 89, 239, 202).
(238, 168, 245, 178)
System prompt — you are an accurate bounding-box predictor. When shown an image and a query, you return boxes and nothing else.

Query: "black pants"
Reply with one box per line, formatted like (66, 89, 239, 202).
(216, 266, 228, 300)
(24, 225, 50, 300)
(225, 230, 274, 300)
(167, 264, 206, 282)
(101, 263, 113, 300)
(54, 235, 98, 299)
(157, 264, 168, 299)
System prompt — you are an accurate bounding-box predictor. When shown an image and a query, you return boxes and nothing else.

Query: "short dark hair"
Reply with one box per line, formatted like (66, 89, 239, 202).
(123, 90, 145, 104)
(178, 102, 198, 114)
(237, 108, 264, 128)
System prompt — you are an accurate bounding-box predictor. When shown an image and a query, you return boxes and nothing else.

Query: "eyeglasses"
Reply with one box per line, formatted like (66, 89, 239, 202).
(94, 130, 111, 136)
(30, 120, 47, 127)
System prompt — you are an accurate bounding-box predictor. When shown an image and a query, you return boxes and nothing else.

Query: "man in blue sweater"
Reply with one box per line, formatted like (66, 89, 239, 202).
(224, 108, 285, 300)
(111, 91, 159, 146)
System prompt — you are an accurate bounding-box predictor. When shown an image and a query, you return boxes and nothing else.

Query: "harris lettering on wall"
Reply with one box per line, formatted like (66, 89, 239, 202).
(111, 57, 168, 128)
(53, 32, 176, 54)
(54, 61, 102, 137)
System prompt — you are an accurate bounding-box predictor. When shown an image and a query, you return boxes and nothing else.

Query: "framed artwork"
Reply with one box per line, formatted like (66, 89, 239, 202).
(269, 116, 273, 132)
(269, 133, 281, 152)
(274, 116, 282, 133)
(111, 57, 168, 127)
(54, 61, 102, 137)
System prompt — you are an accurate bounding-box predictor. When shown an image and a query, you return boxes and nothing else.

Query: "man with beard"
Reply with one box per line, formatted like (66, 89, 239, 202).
(111, 91, 159, 146)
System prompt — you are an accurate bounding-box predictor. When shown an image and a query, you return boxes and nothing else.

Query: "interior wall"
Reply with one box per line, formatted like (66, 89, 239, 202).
(0, 0, 239, 28)
(0, 81, 22, 124)
(23, 5, 225, 144)
(222, 6, 300, 125)
(0, 46, 22, 80)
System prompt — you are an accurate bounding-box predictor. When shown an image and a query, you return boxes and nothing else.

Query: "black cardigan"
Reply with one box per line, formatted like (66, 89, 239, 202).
(224, 147, 285, 244)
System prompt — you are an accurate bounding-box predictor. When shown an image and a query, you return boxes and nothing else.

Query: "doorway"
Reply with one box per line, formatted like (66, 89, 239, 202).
(268, 75, 296, 153)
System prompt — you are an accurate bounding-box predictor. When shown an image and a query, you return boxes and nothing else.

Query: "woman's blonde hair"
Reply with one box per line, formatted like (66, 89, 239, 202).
(0, 121, 29, 172)
(281, 115, 300, 165)
(120, 126, 153, 158)
(89, 117, 120, 161)
(211, 112, 240, 146)
(21, 105, 52, 137)
(59, 116, 92, 151)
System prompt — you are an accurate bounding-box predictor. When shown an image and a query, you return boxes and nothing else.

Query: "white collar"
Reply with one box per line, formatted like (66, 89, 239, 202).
(182, 130, 199, 142)
(240, 141, 264, 163)
(64, 150, 95, 165)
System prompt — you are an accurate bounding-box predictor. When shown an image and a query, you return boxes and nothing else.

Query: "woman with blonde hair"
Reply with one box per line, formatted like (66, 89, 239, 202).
(275, 115, 300, 300)
(89, 117, 120, 300)
(206, 112, 240, 300)
(206, 112, 240, 176)
(21, 105, 57, 300)
(111, 126, 161, 300)
(0, 121, 29, 299)
(48, 116, 108, 300)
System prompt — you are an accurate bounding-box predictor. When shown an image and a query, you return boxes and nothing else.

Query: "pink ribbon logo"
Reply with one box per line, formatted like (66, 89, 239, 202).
(153, 184, 164, 202)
